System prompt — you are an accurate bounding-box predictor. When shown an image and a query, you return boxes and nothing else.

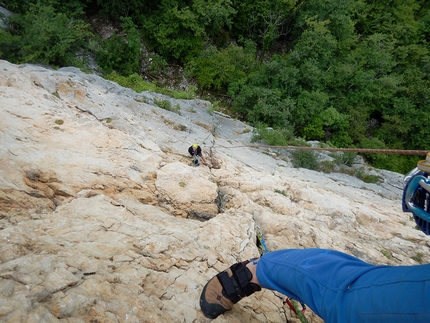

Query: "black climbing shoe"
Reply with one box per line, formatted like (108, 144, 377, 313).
(200, 260, 261, 319)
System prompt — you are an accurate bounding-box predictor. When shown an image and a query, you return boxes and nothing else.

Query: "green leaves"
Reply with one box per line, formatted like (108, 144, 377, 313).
(3, 4, 90, 66)
(357, 0, 422, 45)
(303, 107, 352, 146)
(96, 17, 141, 75)
(231, 83, 293, 127)
(187, 44, 257, 91)
(230, 0, 297, 57)
(142, 0, 236, 62)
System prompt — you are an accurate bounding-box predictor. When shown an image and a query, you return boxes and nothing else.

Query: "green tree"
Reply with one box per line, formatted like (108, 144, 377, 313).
(142, 0, 204, 61)
(230, 81, 294, 128)
(294, 90, 329, 132)
(192, 0, 236, 38)
(294, 0, 360, 46)
(356, 0, 422, 45)
(92, 0, 151, 17)
(96, 17, 141, 75)
(231, 0, 298, 58)
(284, 18, 340, 113)
(303, 107, 352, 146)
(142, 0, 235, 62)
(186, 42, 257, 91)
(228, 58, 299, 128)
(4, 0, 86, 17)
(3, 0, 32, 13)
(1, 2, 90, 66)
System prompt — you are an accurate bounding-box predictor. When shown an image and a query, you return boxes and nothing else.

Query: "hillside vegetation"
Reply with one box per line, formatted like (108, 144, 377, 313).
(1, 0, 429, 173)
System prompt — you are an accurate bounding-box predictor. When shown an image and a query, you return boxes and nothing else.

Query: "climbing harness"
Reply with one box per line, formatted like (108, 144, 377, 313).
(254, 225, 308, 322)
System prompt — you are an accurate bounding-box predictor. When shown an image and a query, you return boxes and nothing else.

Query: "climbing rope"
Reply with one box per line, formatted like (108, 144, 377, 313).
(225, 144, 428, 156)
(209, 107, 428, 165)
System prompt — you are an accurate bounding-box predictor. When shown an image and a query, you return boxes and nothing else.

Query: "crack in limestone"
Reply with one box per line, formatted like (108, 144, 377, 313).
(28, 279, 81, 304)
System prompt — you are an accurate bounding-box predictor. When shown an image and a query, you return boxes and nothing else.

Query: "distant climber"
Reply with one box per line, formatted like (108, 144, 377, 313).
(188, 143, 207, 166)
(200, 248, 430, 322)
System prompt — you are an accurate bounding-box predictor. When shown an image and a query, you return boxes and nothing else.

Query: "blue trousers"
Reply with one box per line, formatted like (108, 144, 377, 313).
(256, 248, 430, 323)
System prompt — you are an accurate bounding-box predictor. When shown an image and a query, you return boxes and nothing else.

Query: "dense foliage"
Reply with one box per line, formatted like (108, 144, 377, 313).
(1, 0, 429, 173)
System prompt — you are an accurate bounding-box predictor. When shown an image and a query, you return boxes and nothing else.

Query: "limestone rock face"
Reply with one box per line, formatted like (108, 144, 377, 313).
(155, 162, 219, 219)
(1, 59, 429, 323)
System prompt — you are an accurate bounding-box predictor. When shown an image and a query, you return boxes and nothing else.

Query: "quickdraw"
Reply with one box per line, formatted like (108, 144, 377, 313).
(255, 224, 269, 256)
(284, 297, 307, 315)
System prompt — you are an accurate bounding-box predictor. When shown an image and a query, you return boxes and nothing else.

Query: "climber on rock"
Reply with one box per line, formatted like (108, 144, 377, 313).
(200, 248, 430, 323)
(188, 143, 207, 166)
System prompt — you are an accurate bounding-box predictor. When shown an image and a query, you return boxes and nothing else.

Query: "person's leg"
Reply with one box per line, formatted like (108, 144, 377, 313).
(344, 264, 430, 323)
(245, 259, 259, 285)
(201, 248, 430, 322)
(200, 249, 338, 320)
(256, 249, 430, 323)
